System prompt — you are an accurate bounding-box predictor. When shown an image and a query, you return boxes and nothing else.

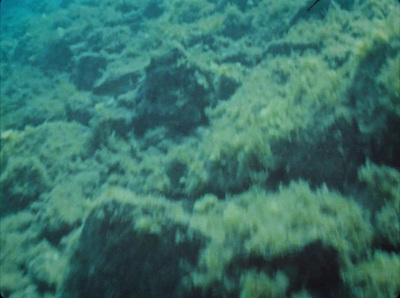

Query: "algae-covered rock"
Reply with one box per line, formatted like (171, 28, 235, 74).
(31, 169, 101, 244)
(62, 189, 204, 298)
(90, 102, 134, 148)
(0, 211, 63, 297)
(27, 240, 67, 291)
(188, 182, 373, 296)
(133, 47, 213, 135)
(0, 157, 50, 215)
(1, 121, 91, 180)
(343, 251, 400, 298)
(0, 212, 37, 295)
(240, 270, 289, 298)
(0, 66, 68, 130)
(71, 53, 108, 90)
(358, 162, 400, 248)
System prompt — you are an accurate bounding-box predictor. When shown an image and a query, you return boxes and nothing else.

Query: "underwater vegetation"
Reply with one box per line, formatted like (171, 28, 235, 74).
(0, 0, 399, 297)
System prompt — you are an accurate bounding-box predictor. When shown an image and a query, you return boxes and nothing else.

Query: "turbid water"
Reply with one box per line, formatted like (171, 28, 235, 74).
(1, 0, 399, 297)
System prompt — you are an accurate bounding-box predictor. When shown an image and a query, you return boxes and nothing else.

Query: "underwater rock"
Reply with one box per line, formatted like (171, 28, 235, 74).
(62, 199, 203, 298)
(133, 47, 212, 136)
(233, 240, 342, 297)
(71, 53, 107, 90)
(0, 157, 50, 216)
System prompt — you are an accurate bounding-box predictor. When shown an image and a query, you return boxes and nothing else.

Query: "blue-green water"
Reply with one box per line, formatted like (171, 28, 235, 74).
(1, 0, 399, 297)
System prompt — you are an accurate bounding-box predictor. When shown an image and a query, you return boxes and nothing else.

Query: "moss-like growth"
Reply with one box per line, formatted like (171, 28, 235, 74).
(1, 122, 91, 180)
(358, 162, 400, 247)
(344, 251, 400, 298)
(240, 271, 289, 298)
(189, 182, 373, 295)
(0, 157, 50, 215)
